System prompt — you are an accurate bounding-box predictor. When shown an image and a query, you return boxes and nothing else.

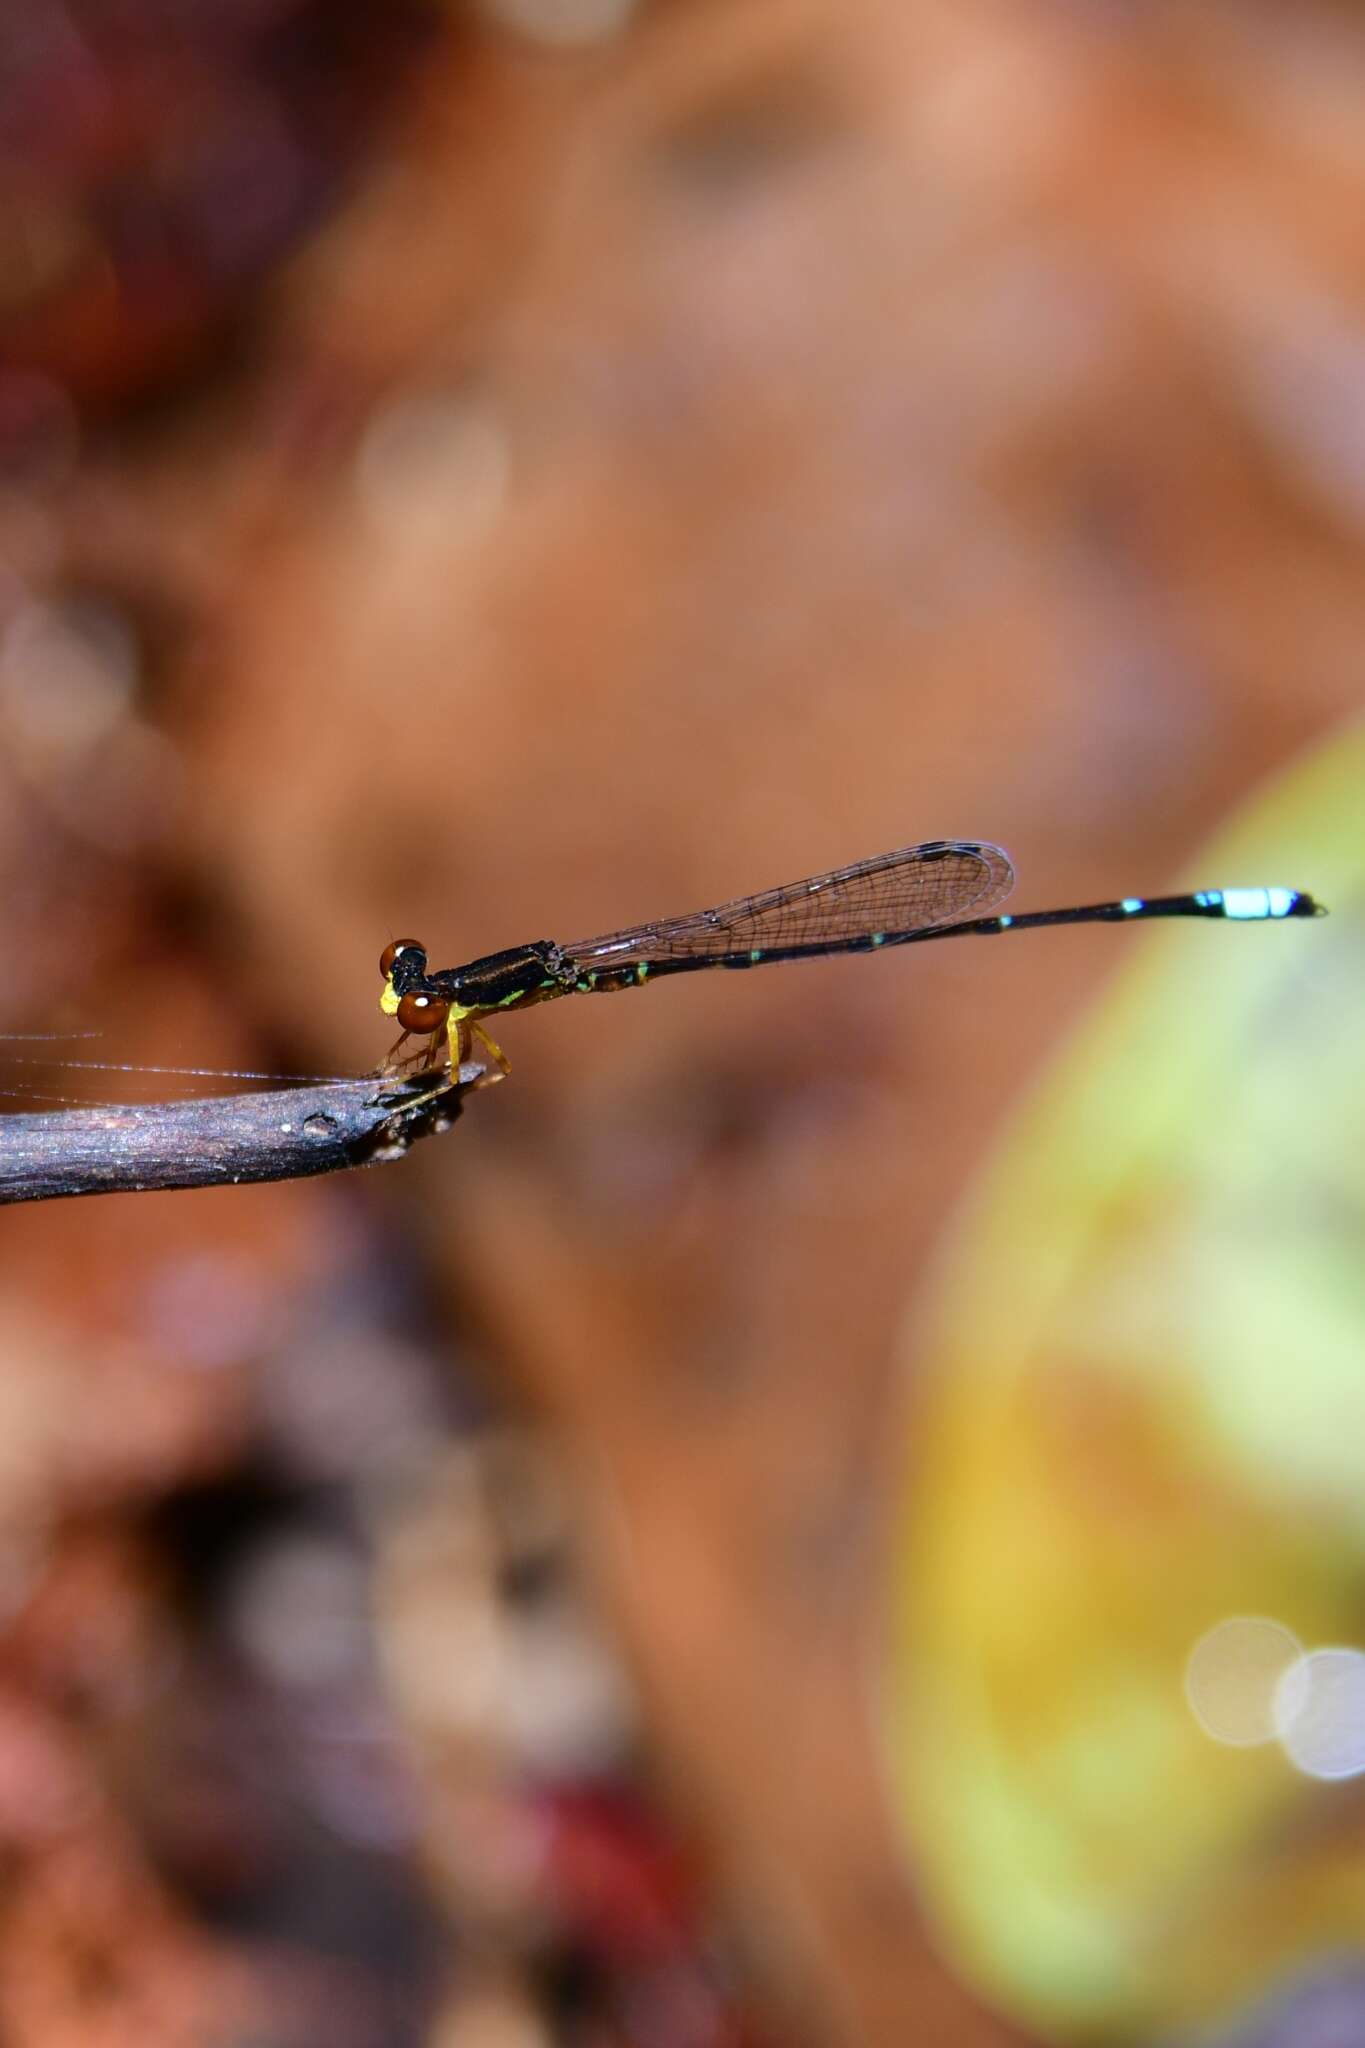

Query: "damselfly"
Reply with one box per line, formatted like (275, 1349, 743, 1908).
(379, 838, 1324, 1078)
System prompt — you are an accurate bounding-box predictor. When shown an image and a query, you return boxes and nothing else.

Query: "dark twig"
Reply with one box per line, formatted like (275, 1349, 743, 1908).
(0, 1065, 482, 1205)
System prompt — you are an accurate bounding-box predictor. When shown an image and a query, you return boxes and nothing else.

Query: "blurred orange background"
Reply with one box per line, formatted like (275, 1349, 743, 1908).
(1, 2, 1362, 2043)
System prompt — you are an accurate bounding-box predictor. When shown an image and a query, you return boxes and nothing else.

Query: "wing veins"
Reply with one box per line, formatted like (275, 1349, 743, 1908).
(562, 840, 1015, 965)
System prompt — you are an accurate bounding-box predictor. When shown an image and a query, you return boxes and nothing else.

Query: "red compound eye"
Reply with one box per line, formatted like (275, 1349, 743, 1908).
(380, 938, 425, 979)
(395, 992, 449, 1036)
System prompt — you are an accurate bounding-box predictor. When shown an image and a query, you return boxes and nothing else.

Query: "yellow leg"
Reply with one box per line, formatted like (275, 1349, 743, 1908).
(380, 1026, 414, 1072)
(435, 1011, 507, 1089)
(447, 1012, 466, 1072)
(468, 1019, 511, 1078)
(375, 1008, 506, 1097)
(381, 1025, 445, 1077)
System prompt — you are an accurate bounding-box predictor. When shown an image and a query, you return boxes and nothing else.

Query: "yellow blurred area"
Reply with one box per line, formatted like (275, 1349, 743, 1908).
(889, 722, 1365, 2037)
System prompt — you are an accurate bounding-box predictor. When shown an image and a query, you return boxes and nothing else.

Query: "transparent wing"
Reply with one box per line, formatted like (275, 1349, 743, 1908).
(562, 840, 1016, 965)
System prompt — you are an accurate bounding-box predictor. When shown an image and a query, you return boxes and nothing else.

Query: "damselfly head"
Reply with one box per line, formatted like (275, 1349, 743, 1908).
(395, 991, 450, 1037)
(379, 938, 427, 983)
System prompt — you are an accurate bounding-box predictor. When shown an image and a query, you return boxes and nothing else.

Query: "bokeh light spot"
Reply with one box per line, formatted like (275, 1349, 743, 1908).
(1184, 1616, 1303, 1748)
(354, 388, 510, 547)
(230, 1533, 369, 1691)
(481, 0, 638, 48)
(0, 597, 138, 763)
(1274, 1647, 1365, 1780)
